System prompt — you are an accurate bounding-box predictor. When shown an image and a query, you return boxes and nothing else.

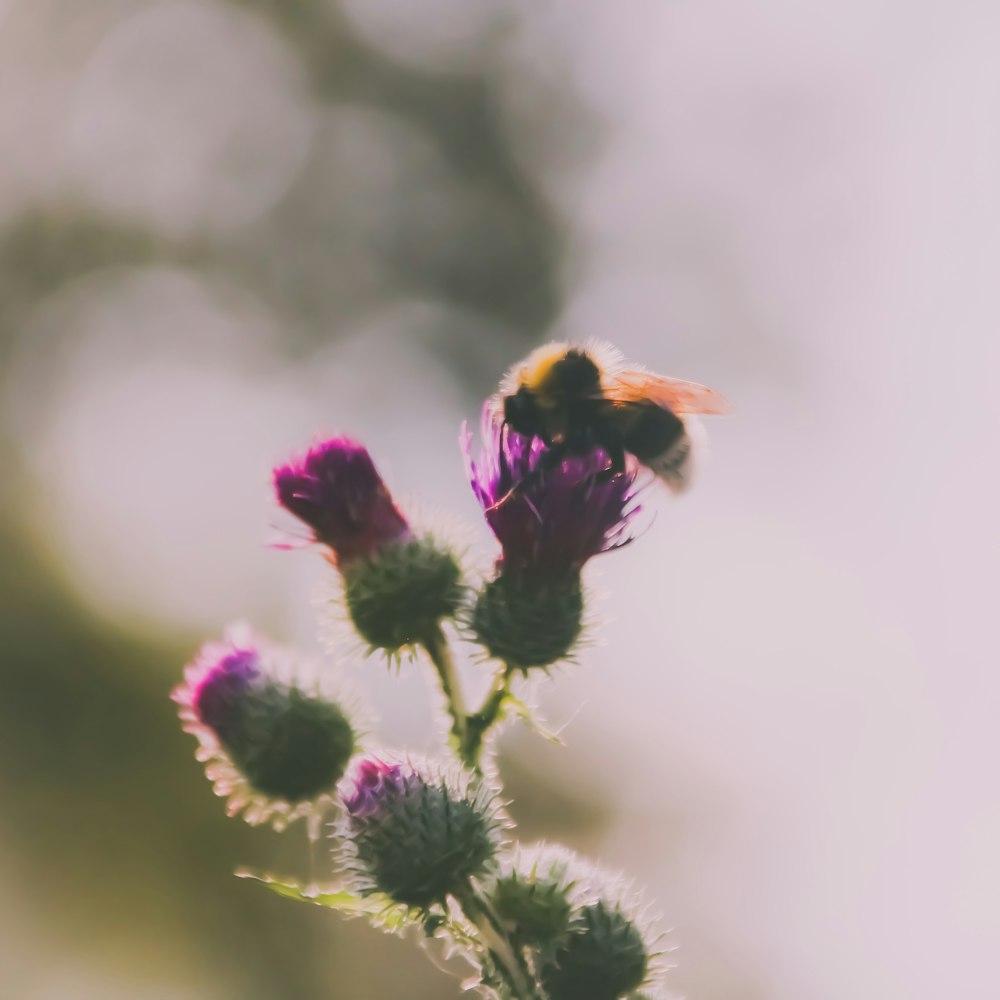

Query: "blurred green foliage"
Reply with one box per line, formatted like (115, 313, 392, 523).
(0, 3, 607, 996)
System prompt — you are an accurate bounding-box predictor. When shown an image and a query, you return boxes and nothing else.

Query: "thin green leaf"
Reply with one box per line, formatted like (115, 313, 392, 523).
(505, 695, 564, 745)
(235, 869, 411, 933)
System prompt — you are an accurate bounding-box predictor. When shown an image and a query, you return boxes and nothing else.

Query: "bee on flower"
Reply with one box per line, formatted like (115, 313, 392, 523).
(173, 339, 721, 1000)
(495, 340, 728, 497)
(464, 403, 643, 671)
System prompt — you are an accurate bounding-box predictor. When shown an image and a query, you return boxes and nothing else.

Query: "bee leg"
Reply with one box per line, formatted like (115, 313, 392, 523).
(595, 442, 626, 482)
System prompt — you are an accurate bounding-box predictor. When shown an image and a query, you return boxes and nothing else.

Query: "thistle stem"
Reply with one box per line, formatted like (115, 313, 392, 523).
(458, 889, 537, 999)
(425, 631, 518, 772)
(461, 664, 516, 767)
(423, 627, 470, 763)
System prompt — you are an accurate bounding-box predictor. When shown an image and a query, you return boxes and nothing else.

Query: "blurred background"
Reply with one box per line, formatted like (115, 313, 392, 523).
(1, 1, 998, 998)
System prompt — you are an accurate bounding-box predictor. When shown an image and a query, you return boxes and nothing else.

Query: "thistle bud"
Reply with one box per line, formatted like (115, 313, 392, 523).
(273, 437, 410, 565)
(340, 757, 504, 910)
(464, 407, 640, 669)
(173, 630, 358, 828)
(343, 535, 463, 653)
(488, 844, 578, 945)
(274, 437, 463, 654)
(470, 574, 583, 671)
(539, 899, 650, 1000)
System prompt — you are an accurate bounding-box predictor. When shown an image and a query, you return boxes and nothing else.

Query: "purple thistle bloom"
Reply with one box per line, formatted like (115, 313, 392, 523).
(273, 437, 411, 566)
(342, 757, 408, 819)
(464, 406, 642, 580)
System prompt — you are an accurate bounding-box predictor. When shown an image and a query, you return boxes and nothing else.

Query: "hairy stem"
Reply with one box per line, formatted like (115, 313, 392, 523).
(458, 889, 537, 999)
(423, 627, 471, 764)
(461, 664, 516, 768)
(425, 630, 519, 772)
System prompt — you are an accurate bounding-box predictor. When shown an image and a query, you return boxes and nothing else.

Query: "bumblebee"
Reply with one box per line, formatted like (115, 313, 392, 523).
(497, 341, 729, 494)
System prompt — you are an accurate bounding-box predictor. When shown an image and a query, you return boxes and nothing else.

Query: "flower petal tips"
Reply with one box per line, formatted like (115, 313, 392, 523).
(341, 757, 407, 819)
(465, 406, 641, 581)
(274, 437, 411, 565)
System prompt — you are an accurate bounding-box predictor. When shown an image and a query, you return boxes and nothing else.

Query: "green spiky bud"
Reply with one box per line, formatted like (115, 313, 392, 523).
(469, 574, 583, 671)
(341, 758, 503, 910)
(489, 846, 576, 945)
(343, 537, 464, 653)
(232, 684, 356, 802)
(540, 899, 649, 1000)
(174, 631, 361, 827)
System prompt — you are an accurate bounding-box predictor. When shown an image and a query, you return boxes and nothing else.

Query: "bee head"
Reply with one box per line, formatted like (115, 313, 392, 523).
(550, 350, 602, 397)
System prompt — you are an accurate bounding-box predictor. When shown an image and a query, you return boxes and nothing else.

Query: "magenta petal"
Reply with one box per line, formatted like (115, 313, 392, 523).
(463, 404, 642, 579)
(273, 437, 410, 564)
(342, 757, 407, 818)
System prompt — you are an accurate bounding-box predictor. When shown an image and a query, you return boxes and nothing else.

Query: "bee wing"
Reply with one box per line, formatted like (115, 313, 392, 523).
(603, 369, 731, 415)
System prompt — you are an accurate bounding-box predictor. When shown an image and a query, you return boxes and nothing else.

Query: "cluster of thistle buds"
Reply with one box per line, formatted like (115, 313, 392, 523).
(173, 348, 708, 1000)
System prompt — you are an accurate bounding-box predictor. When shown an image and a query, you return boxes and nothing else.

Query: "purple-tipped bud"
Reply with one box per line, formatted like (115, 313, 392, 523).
(274, 437, 411, 566)
(174, 631, 359, 827)
(342, 757, 406, 819)
(339, 757, 503, 910)
(465, 407, 640, 581)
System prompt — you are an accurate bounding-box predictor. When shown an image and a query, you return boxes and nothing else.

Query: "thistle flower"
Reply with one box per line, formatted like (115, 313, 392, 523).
(173, 628, 359, 829)
(539, 897, 651, 1000)
(464, 407, 641, 669)
(273, 437, 411, 565)
(339, 755, 505, 910)
(465, 407, 641, 581)
(274, 437, 464, 654)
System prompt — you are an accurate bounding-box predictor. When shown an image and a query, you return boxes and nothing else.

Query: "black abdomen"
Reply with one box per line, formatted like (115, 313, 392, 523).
(618, 402, 685, 461)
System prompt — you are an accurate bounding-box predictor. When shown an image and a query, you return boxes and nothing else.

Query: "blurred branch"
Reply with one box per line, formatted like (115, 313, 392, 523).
(231, 0, 564, 332)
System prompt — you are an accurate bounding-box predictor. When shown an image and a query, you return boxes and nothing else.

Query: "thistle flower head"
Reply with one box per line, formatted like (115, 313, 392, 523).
(540, 898, 650, 1000)
(339, 755, 505, 910)
(342, 536, 464, 654)
(470, 573, 584, 671)
(465, 406, 641, 581)
(536, 864, 665, 1000)
(489, 843, 581, 945)
(275, 437, 463, 652)
(173, 628, 360, 829)
(273, 437, 410, 565)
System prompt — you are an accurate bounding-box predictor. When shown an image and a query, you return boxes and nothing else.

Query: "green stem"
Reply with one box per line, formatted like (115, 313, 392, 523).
(458, 889, 537, 999)
(424, 628, 518, 772)
(461, 664, 516, 768)
(423, 627, 470, 763)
